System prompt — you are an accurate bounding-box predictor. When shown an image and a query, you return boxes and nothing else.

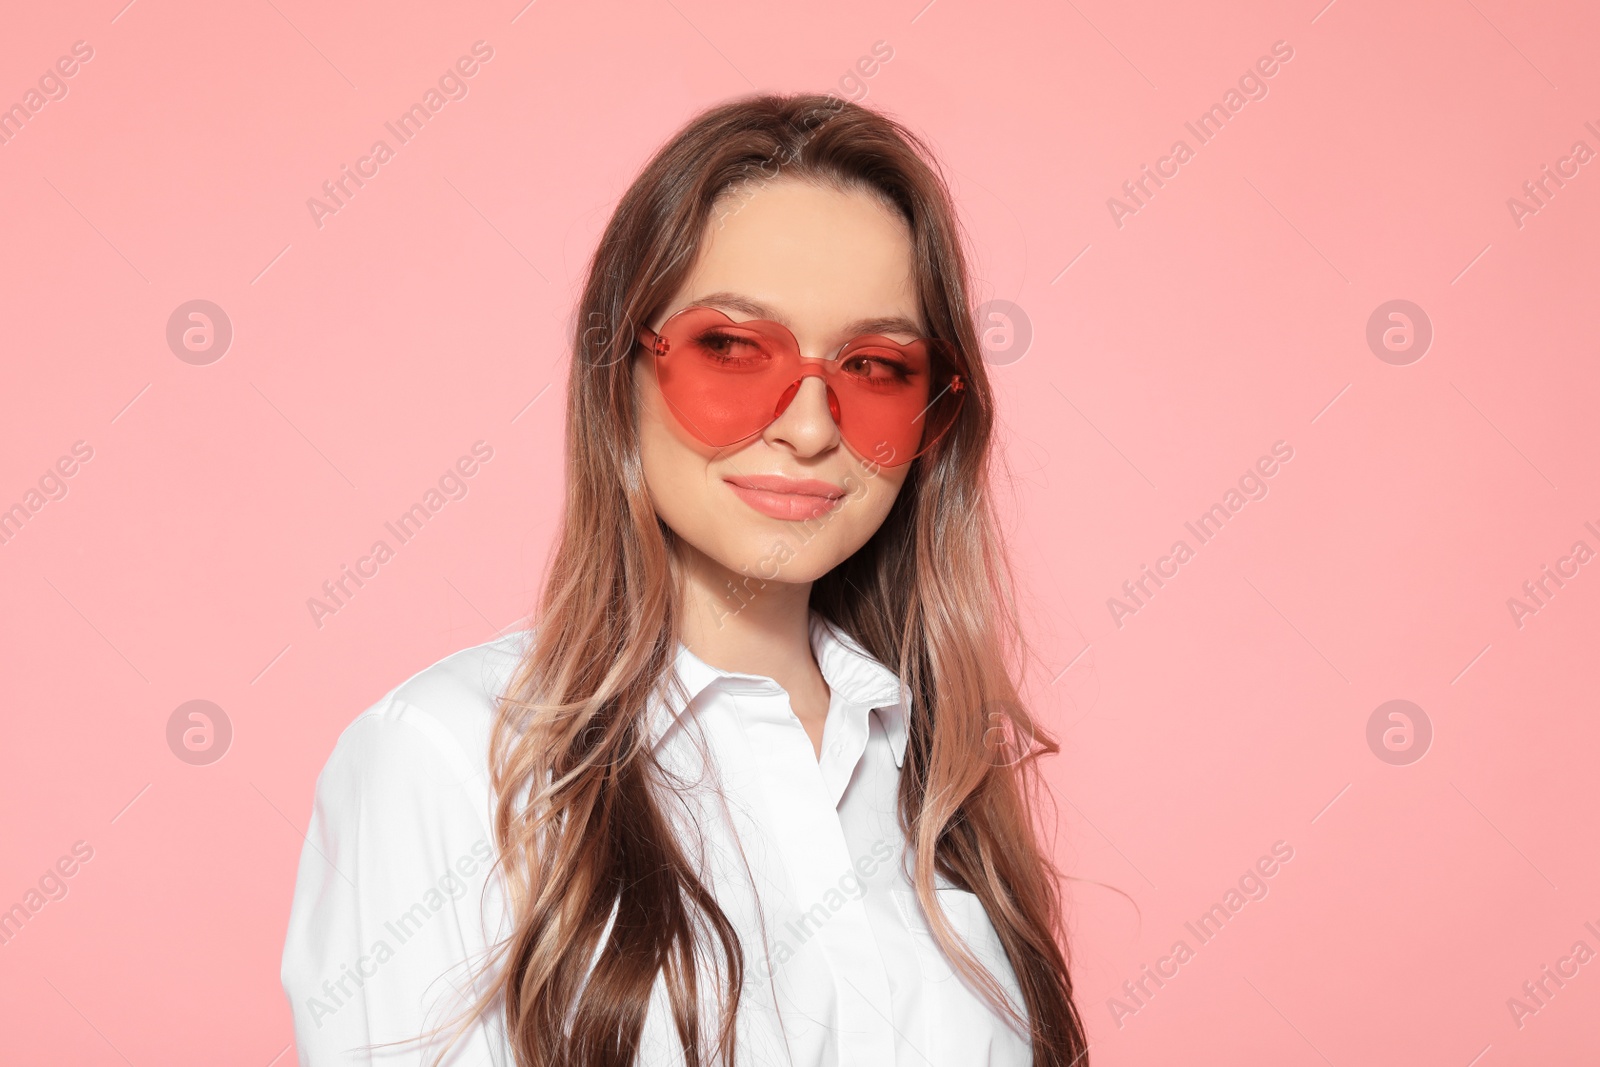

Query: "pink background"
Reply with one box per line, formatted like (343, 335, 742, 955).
(2, 0, 1596, 1063)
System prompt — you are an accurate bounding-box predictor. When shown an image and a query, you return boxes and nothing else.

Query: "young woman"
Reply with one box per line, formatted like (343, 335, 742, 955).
(281, 92, 1089, 1067)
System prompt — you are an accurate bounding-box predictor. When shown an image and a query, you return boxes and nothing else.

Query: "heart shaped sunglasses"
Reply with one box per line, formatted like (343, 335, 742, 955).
(635, 305, 966, 467)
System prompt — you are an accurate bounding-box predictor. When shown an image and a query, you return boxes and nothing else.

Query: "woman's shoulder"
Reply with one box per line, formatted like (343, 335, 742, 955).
(283, 630, 535, 1046)
(324, 627, 535, 790)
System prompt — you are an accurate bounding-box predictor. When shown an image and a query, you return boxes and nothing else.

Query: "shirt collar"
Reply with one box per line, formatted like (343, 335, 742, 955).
(644, 609, 913, 767)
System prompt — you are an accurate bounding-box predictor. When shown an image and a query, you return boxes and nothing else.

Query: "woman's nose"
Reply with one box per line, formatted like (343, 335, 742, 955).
(764, 375, 841, 456)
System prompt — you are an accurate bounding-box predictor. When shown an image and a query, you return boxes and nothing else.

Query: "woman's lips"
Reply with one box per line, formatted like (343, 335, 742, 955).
(723, 476, 845, 521)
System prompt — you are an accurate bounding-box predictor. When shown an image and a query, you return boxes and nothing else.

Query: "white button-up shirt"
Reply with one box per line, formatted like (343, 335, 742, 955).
(281, 611, 1031, 1065)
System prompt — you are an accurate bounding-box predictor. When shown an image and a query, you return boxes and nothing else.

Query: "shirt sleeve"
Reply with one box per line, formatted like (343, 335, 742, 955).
(280, 698, 513, 1066)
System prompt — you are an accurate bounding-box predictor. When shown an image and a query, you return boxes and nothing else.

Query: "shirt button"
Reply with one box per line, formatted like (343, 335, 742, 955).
(830, 740, 845, 755)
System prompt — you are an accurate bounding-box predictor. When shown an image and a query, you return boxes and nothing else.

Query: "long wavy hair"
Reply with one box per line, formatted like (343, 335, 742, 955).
(425, 91, 1088, 1067)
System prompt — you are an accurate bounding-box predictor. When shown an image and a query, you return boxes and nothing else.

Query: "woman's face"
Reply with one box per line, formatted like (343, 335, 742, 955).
(635, 177, 920, 592)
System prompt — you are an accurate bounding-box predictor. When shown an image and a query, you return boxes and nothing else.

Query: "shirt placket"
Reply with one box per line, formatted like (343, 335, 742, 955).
(728, 684, 899, 1066)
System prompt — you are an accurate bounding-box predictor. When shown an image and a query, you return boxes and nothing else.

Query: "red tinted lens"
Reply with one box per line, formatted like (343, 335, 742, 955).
(828, 335, 964, 466)
(651, 306, 799, 447)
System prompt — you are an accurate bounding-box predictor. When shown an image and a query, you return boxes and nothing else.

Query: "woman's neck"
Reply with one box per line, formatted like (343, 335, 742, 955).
(673, 542, 832, 754)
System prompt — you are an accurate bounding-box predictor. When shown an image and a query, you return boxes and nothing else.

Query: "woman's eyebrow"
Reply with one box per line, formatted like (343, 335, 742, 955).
(692, 290, 925, 338)
(845, 314, 925, 339)
(691, 291, 772, 320)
